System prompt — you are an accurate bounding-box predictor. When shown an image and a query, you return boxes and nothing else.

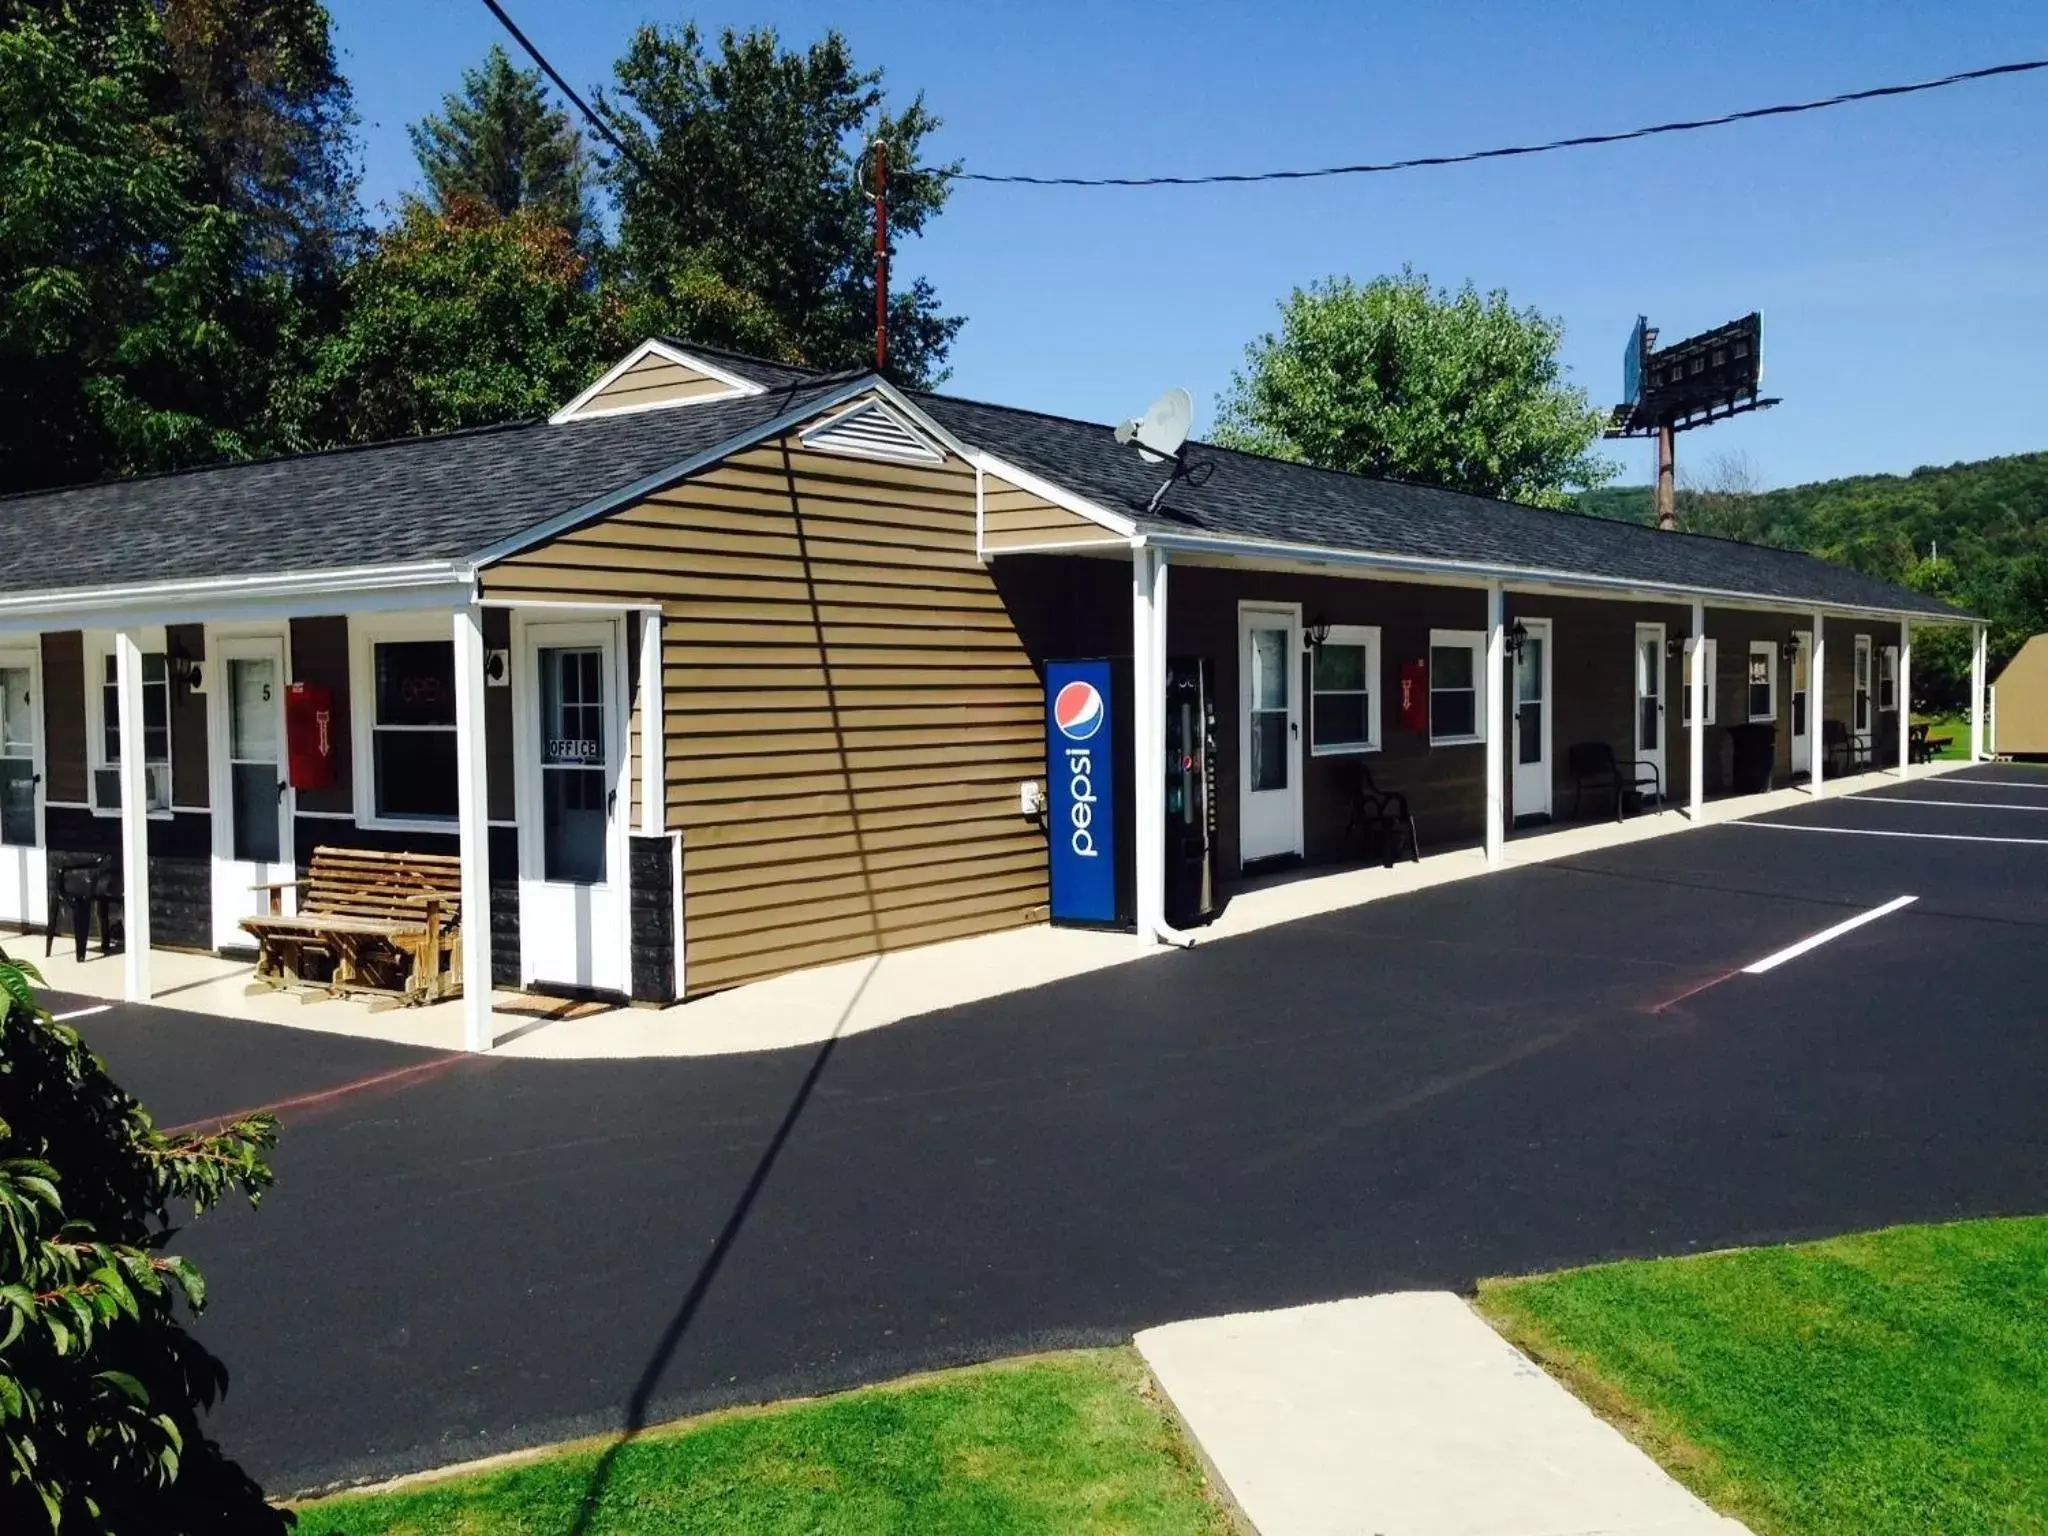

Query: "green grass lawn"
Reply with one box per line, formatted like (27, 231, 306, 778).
(1476, 1216, 2048, 1536)
(1915, 712, 1973, 760)
(289, 1349, 1232, 1535)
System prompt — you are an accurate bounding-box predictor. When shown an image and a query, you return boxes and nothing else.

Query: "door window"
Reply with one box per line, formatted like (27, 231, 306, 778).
(0, 665, 33, 847)
(1247, 626, 1290, 791)
(1791, 638, 1810, 736)
(541, 647, 608, 884)
(1516, 634, 1545, 766)
(1637, 636, 1663, 753)
(228, 656, 281, 863)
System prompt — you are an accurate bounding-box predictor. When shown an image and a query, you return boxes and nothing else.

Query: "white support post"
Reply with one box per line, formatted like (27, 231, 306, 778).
(452, 606, 493, 1052)
(113, 630, 151, 1002)
(1896, 619, 1912, 778)
(1810, 613, 1826, 796)
(638, 609, 663, 834)
(1483, 583, 1505, 866)
(1971, 624, 1988, 761)
(1688, 600, 1706, 819)
(1130, 545, 1163, 943)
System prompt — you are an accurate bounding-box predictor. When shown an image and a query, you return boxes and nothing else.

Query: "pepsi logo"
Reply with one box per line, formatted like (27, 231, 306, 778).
(1053, 679, 1105, 741)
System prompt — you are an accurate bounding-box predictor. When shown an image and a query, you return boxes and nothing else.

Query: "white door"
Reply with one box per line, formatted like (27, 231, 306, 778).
(209, 637, 293, 951)
(1853, 634, 1874, 754)
(1238, 605, 1303, 865)
(517, 619, 628, 993)
(1634, 623, 1667, 788)
(1513, 619, 1553, 821)
(0, 648, 47, 930)
(1790, 631, 1812, 774)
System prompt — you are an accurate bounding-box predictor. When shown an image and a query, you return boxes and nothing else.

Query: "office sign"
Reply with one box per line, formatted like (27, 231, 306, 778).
(1046, 660, 1116, 923)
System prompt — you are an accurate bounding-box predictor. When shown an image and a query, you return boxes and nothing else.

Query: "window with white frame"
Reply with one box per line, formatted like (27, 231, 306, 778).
(1682, 638, 1718, 726)
(1853, 635, 1873, 734)
(1429, 629, 1486, 745)
(353, 619, 459, 826)
(88, 644, 172, 814)
(1880, 645, 1898, 712)
(1309, 625, 1380, 754)
(1747, 641, 1777, 723)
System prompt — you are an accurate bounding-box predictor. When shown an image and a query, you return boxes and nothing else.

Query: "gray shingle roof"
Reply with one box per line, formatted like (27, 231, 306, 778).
(0, 379, 844, 598)
(0, 340, 1969, 624)
(917, 393, 1969, 621)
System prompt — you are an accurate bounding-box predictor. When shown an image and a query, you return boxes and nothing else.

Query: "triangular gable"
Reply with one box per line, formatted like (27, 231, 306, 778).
(797, 398, 946, 465)
(552, 340, 766, 423)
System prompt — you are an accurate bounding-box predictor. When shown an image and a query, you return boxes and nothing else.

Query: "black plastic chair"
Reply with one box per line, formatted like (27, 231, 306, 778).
(1568, 742, 1663, 823)
(1349, 762, 1420, 867)
(45, 854, 121, 963)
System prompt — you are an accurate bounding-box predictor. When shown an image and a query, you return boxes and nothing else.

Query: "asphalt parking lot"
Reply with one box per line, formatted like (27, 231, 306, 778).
(40, 763, 2048, 1493)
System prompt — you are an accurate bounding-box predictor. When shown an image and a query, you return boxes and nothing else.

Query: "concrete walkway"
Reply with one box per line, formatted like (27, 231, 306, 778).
(1138, 1292, 1749, 1536)
(18, 763, 1962, 1059)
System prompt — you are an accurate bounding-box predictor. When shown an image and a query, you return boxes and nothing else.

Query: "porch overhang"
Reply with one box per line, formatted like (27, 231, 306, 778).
(979, 527, 1980, 630)
(0, 561, 478, 637)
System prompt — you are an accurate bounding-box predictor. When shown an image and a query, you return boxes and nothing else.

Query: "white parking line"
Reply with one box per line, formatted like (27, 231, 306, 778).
(1863, 796, 2048, 812)
(50, 1004, 111, 1022)
(1931, 777, 2048, 789)
(1742, 822, 2048, 847)
(1743, 894, 1918, 975)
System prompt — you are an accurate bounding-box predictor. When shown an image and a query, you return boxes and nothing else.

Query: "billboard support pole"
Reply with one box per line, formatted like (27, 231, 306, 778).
(1655, 423, 1677, 531)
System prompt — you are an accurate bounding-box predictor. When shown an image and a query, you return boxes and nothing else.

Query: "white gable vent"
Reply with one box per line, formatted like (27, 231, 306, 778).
(800, 400, 945, 465)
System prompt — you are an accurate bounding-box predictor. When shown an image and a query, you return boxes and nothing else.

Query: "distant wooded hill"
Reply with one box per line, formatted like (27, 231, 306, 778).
(1575, 452, 2048, 707)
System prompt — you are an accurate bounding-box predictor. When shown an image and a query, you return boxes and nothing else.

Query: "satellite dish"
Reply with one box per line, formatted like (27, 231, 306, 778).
(1114, 387, 1193, 463)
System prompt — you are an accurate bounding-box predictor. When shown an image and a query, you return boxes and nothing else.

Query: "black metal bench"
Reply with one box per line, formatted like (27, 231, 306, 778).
(1348, 762, 1419, 867)
(1824, 719, 1874, 774)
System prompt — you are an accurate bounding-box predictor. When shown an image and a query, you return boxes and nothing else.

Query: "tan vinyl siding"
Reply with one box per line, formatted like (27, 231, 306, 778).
(981, 472, 1125, 550)
(1993, 634, 2048, 754)
(482, 398, 1050, 994)
(569, 352, 744, 416)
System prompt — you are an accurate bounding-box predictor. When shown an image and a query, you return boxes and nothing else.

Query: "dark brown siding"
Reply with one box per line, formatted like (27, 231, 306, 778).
(1507, 594, 1694, 810)
(167, 623, 207, 808)
(41, 632, 86, 803)
(1162, 565, 1492, 869)
(480, 398, 1051, 995)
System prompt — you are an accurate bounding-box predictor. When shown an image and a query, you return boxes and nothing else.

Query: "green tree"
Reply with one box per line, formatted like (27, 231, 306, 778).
(0, 0, 279, 491)
(409, 44, 592, 246)
(1216, 268, 1616, 507)
(158, 0, 361, 286)
(296, 196, 620, 444)
(0, 949, 283, 1532)
(599, 23, 962, 385)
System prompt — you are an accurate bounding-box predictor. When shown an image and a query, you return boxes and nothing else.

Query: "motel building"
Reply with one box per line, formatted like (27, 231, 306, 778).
(0, 340, 1988, 1048)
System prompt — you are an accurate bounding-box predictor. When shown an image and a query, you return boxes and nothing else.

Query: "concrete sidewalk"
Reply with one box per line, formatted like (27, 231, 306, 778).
(1137, 1292, 1749, 1536)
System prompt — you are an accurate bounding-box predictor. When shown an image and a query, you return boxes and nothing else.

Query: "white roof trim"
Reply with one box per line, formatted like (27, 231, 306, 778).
(798, 398, 947, 464)
(549, 339, 766, 425)
(966, 450, 1137, 538)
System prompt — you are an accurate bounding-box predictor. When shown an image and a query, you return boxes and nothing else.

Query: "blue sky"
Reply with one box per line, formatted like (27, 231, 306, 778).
(331, 0, 2046, 489)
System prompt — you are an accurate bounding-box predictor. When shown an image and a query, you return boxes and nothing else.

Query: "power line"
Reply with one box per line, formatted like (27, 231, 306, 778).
(475, 0, 661, 187)
(472, 0, 2044, 194)
(953, 58, 2048, 186)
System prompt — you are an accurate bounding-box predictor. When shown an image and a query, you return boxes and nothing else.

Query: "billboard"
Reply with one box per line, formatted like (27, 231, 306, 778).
(1605, 312, 1773, 438)
(1045, 660, 1117, 924)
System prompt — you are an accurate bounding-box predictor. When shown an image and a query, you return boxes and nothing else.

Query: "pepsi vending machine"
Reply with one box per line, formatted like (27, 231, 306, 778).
(1045, 660, 1123, 925)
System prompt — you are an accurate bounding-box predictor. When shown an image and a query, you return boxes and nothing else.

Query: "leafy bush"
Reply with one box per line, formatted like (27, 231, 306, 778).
(0, 948, 286, 1532)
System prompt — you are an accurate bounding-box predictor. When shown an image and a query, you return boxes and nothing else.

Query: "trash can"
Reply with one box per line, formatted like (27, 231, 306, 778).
(1727, 722, 1777, 794)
